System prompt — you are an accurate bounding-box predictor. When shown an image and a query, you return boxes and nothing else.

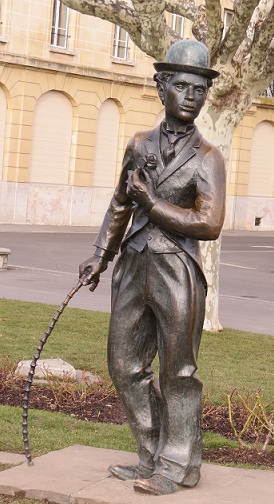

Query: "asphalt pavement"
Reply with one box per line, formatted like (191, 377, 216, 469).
(0, 224, 274, 335)
(219, 230, 274, 335)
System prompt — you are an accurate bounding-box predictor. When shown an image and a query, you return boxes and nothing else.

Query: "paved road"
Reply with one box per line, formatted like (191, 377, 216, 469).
(219, 231, 274, 335)
(1, 225, 273, 335)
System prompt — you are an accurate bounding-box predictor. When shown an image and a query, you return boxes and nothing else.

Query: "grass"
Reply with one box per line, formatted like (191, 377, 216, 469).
(0, 299, 110, 376)
(0, 405, 136, 457)
(0, 406, 237, 457)
(0, 404, 238, 458)
(0, 298, 273, 460)
(1, 298, 273, 404)
(200, 328, 274, 403)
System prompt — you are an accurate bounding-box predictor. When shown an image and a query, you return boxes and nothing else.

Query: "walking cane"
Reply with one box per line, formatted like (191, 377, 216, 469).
(22, 273, 95, 466)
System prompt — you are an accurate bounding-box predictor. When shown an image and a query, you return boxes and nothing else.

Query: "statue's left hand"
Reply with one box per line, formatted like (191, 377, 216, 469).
(126, 168, 158, 212)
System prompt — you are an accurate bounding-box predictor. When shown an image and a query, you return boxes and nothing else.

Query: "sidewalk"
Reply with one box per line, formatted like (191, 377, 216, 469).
(0, 446, 273, 504)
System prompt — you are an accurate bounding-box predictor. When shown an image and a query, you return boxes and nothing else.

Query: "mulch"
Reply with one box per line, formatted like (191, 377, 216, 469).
(1, 375, 273, 469)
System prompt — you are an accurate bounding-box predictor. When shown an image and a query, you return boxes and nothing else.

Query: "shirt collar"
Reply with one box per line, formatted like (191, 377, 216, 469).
(162, 120, 195, 136)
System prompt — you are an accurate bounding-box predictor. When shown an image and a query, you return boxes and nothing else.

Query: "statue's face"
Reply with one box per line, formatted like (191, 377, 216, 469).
(164, 72, 208, 125)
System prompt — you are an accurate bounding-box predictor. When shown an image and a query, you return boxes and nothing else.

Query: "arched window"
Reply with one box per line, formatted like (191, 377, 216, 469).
(93, 99, 120, 188)
(29, 91, 73, 184)
(248, 121, 274, 197)
(0, 86, 7, 180)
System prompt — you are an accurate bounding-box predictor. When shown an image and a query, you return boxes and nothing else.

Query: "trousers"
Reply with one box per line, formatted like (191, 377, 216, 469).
(107, 245, 206, 484)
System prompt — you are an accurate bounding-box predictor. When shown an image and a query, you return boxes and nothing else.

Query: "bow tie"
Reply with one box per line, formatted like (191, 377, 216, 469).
(162, 121, 195, 138)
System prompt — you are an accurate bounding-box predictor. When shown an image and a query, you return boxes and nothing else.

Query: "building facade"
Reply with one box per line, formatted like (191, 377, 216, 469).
(0, 0, 273, 230)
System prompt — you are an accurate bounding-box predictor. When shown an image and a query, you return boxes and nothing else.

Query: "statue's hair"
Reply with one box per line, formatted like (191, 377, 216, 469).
(153, 71, 213, 89)
(153, 71, 177, 87)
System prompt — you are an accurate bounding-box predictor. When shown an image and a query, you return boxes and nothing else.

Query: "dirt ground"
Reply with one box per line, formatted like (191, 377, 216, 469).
(1, 377, 273, 469)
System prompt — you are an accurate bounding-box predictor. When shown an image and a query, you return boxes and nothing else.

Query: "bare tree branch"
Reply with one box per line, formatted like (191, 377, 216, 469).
(248, 4, 274, 75)
(62, 0, 137, 23)
(204, 0, 223, 58)
(164, 2, 209, 44)
(131, 0, 170, 59)
(267, 42, 274, 75)
(164, 0, 198, 21)
(192, 5, 208, 43)
(235, 0, 274, 63)
(219, 0, 260, 63)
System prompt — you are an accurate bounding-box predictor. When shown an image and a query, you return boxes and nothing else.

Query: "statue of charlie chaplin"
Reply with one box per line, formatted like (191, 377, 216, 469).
(79, 39, 226, 496)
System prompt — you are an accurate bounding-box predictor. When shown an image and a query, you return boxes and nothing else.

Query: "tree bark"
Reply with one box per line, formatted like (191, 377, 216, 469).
(196, 102, 236, 332)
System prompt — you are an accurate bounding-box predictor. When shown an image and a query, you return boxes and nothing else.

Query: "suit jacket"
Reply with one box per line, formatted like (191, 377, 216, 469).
(94, 123, 226, 283)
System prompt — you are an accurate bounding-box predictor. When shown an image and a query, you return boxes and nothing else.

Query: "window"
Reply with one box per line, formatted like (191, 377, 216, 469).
(248, 121, 274, 198)
(223, 9, 234, 38)
(112, 25, 129, 59)
(29, 91, 73, 185)
(51, 0, 69, 48)
(0, 0, 9, 41)
(171, 14, 184, 37)
(0, 86, 7, 180)
(93, 99, 120, 188)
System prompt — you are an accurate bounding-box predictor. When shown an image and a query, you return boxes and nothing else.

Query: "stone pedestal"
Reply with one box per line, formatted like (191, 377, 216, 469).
(0, 248, 11, 270)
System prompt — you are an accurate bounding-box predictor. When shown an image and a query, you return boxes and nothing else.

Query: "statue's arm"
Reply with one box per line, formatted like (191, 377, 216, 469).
(148, 148, 226, 241)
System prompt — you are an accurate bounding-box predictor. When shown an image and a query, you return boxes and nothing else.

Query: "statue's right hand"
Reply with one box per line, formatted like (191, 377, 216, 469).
(79, 255, 108, 292)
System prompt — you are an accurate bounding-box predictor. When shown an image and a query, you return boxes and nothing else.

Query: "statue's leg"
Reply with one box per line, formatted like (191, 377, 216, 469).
(141, 252, 206, 487)
(107, 247, 161, 472)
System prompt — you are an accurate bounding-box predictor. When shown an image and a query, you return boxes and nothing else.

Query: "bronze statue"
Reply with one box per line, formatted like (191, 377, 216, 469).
(79, 39, 226, 496)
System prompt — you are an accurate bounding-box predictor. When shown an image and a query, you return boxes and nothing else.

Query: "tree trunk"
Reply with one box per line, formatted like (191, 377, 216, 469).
(197, 102, 239, 331)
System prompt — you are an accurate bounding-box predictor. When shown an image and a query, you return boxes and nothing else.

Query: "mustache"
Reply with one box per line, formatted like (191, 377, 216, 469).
(180, 101, 195, 108)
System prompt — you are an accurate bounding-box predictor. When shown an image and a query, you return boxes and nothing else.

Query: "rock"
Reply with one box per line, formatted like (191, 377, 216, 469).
(75, 369, 101, 384)
(16, 358, 77, 380)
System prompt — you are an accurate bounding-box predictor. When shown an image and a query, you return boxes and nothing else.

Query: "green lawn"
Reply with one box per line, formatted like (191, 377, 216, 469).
(0, 299, 110, 376)
(0, 404, 238, 458)
(1, 298, 273, 403)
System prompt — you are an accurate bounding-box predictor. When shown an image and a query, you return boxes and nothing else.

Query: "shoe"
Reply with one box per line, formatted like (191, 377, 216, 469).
(108, 464, 153, 481)
(134, 474, 180, 495)
(183, 467, 200, 487)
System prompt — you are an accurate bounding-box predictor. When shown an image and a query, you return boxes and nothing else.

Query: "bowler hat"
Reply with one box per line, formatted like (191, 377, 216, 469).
(154, 39, 219, 80)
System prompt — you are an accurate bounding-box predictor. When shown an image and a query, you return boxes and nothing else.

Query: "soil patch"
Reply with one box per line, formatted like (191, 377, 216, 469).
(1, 376, 273, 469)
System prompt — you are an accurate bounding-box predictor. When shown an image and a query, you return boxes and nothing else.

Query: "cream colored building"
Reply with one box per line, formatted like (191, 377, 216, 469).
(226, 98, 274, 230)
(0, 0, 273, 229)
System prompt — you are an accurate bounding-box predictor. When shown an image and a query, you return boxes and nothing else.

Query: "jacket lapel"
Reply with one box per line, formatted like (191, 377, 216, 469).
(139, 124, 202, 187)
(142, 125, 164, 179)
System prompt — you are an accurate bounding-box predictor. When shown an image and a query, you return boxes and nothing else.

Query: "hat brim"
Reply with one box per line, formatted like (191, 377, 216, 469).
(153, 62, 220, 80)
